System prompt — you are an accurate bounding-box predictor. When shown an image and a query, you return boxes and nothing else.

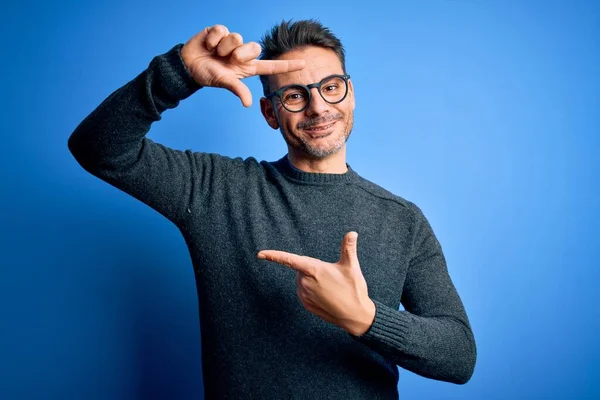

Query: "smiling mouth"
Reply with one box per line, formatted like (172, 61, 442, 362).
(303, 121, 336, 134)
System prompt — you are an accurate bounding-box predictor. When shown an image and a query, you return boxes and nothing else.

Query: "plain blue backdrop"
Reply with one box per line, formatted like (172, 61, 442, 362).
(1, 0, 598, 399)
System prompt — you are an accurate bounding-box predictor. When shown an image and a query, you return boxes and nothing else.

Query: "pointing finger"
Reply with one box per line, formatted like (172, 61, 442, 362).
(252, 59, 306, 76)
(257, 250, 316, 277)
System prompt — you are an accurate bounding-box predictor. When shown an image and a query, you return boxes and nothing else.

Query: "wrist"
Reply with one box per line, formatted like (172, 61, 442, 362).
(346, 298, 376, 336)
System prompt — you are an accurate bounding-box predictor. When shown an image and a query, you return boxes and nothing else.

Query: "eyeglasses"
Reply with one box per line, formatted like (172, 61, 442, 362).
(265, 74, 351, 113)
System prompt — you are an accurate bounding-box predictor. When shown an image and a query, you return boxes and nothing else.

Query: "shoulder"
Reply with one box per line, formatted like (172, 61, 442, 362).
(352, 175, 422, 213)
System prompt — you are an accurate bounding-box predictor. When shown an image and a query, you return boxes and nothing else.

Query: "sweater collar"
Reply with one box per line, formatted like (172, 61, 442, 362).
(274, 154, 360, 185)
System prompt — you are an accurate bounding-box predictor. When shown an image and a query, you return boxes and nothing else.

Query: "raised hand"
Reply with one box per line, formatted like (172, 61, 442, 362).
(180, 24, 306, 107)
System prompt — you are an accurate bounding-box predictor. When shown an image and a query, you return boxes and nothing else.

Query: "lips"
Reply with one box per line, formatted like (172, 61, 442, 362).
(303, 121, 336, 134)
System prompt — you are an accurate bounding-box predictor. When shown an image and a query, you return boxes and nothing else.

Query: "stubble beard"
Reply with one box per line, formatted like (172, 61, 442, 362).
(280, 109, 355, 159)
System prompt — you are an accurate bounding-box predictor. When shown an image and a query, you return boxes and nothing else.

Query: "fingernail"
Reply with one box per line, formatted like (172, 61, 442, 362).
(348, 232, 358, 243)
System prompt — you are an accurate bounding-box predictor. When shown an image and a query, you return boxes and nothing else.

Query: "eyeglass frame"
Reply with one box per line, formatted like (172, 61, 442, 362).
(265, 74, 351, 113)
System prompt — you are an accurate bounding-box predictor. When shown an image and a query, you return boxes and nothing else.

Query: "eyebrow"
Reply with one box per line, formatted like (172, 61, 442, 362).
(276, 73, 343, 89)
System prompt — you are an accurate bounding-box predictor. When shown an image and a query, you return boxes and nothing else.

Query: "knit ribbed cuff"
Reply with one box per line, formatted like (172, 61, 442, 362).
(153, 43, 203, 102)
(350, 299, 410, 350)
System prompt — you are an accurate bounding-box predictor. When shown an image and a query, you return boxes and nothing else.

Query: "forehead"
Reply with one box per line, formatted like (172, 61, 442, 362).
(269, 46, 344, 89)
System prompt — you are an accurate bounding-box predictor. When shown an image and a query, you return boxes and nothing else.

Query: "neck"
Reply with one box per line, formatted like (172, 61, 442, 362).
(287, 147, 348, 174)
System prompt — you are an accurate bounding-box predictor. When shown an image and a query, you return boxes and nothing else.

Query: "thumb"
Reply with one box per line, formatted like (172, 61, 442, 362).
(339, 231, 359, 267)
(221, 77, 252, 107)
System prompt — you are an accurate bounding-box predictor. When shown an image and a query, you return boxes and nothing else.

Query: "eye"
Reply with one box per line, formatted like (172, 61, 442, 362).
(322, 84, 339, 92)
(283, 91, 306, 102)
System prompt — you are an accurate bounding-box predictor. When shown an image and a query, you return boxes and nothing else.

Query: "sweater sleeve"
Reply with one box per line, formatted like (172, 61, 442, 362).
(350, 204, 477, 385)
(67, 43, 232, 225)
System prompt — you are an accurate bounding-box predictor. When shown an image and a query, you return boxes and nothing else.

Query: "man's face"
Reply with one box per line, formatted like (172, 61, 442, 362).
(260, 46, 355, 159)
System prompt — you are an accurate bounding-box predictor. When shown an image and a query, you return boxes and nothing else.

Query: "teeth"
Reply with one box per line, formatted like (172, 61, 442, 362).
(307, 123, 333, 131)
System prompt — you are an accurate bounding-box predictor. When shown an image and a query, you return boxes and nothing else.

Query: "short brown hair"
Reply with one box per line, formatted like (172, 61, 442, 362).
(258, 19, 347, 96)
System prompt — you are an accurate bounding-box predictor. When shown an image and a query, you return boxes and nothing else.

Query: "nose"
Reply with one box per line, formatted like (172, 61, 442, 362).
(305, 87, 330, 116)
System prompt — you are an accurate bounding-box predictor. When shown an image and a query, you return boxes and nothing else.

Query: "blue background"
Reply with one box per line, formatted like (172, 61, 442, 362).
(1, 0, 598, 398)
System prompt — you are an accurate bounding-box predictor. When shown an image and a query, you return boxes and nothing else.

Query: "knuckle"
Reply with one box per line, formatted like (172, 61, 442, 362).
(311, 269, 320, 280)
(230, 32, 243, 43)
(298, 277, 309, 290)
(230, 48, 243, 63)
(212, 24, 228, 34)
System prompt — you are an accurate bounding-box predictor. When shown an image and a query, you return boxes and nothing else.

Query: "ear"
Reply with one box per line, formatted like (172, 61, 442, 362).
(348, 79, 356, 110)
(260, 97, 280, 130)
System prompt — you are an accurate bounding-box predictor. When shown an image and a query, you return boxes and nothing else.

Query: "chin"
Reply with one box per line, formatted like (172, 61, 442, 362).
(281, 122, 350, 158)
(303, 133, 347, 158)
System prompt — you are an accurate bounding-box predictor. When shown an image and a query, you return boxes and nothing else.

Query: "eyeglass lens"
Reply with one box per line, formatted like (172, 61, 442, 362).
(281, 76, 347, 112)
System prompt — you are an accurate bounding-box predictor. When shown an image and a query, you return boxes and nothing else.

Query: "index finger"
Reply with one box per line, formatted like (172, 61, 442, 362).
(257, 250, 316, 276)
(251, 59, 306, 76)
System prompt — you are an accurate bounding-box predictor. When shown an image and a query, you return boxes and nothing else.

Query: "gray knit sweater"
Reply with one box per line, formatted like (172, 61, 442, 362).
(67, 43, 476, 399)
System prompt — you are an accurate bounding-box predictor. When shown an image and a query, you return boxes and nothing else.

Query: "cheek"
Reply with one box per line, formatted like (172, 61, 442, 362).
(281, 114, 300, 133)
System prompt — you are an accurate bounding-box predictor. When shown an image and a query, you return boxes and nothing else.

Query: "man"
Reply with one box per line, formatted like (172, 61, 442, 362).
(68, 19, 476, 399)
